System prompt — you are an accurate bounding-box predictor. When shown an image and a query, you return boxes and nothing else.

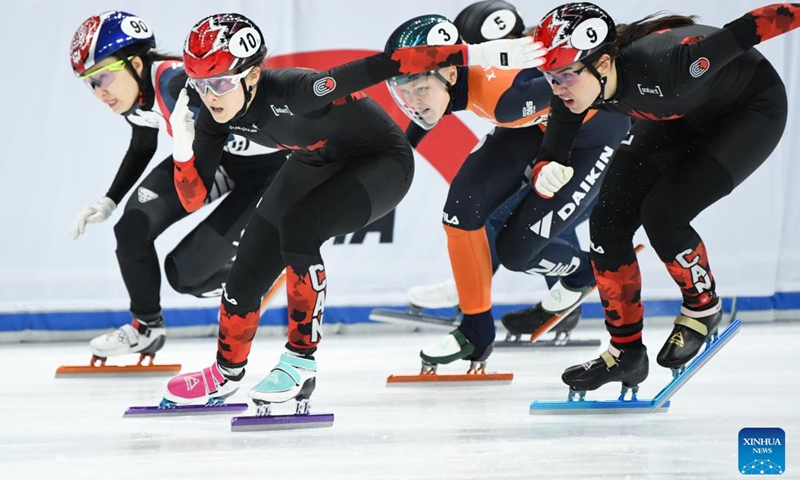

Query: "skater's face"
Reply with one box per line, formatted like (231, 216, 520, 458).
(195, 67, 260, 124)
(82, 56, 144, 115)
(544, 54, 613, 113)
(390, 67, 456, 127)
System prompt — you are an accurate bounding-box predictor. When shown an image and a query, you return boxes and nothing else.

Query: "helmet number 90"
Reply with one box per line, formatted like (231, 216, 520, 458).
(121, 17, 152, 39)
(229, 27, 262, 58)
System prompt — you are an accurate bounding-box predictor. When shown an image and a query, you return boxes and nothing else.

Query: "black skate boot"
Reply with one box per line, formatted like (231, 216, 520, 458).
(562, 345, 649, 400)
(657, 306, 723, 372)
(501, 303, 582, 341)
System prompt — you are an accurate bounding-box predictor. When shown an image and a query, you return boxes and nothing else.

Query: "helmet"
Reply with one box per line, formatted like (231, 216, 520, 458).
(385, 15, 461, 130)
(385, 14, 461, 51)
(453, 0, 525, 44)
(533, 2, 616, 71)
(183, 13, 267, 79)
(70, 11, 156, 76)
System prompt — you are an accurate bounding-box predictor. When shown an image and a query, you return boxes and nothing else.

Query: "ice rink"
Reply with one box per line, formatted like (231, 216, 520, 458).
(1, 320, 798, 480)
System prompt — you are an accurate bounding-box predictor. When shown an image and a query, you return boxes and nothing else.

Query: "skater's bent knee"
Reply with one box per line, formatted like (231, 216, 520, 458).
(114, 210, 154, 252)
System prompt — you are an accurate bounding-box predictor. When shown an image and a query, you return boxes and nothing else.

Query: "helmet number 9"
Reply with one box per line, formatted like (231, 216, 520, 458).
(570, 18, 608, 50)
(229, 27, 262, 58)
(121, 17, 152, 39)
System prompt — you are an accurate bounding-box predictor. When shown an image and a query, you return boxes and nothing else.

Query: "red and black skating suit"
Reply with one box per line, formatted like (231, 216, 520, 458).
(536, 5, 797, 347)
(170, 45, 480, 366)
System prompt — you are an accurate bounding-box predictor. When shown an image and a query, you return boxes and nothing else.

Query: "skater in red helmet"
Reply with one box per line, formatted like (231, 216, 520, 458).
(67, 11, 286, 369)
(162, 12, 545, 413)
(531, 2, 797, 396)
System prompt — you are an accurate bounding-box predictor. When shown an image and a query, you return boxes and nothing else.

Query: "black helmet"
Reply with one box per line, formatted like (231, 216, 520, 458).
(385, 15, 461, 130)
(453, 0, 525, 44)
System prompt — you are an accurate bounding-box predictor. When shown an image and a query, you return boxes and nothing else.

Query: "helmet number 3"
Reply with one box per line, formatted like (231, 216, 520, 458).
(426, 21, 458, 46)
(570, 18, 608, 50)
(121, 17, 152, 39)
(229, 27, 262, 58)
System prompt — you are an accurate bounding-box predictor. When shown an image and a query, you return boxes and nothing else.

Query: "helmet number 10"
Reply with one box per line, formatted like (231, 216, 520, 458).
(229, 27, 262, 58)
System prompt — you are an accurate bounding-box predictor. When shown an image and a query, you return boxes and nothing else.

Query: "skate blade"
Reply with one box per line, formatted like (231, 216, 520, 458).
(495, 339, 601, 348)
(386, 372, 513, 386)
(123, 403, 249, 417)
(230, 413, 334, 432)
(368, 308, 458, 330)
(55, 363, 182, 378)
(530, 399, 670, 415)
(651, 318, 742, 410)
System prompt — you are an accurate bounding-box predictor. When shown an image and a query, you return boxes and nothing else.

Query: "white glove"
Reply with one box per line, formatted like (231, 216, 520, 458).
(533, 162, 574, 198)
(68, 197, 117, 240)
(171, 88, 195, 162)
(467, 37, 546, 69)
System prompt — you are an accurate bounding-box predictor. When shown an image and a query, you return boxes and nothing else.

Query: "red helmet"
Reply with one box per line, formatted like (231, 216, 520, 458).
(533, 3, 615, 72)
(183, 13, 267, 79)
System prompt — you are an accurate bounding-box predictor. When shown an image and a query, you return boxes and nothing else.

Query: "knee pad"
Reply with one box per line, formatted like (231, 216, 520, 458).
(494, 228, 546, 272)
(114, 210, 154, 260)
(280, 202, 323, 256)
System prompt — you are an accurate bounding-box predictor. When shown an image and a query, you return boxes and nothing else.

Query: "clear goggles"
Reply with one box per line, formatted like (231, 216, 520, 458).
(386, 71, 449, 131)
(542, 65, 588, 88)
(80, 56, 134, 90)
(188, 66, 253, 97)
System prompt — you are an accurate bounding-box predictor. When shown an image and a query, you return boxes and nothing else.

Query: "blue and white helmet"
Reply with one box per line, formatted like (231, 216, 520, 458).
(70, 11, 155, 76)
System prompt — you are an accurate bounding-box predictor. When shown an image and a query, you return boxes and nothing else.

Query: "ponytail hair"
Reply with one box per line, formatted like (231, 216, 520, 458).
(585, 12, 696, 63)
(616, 12, 697, 47)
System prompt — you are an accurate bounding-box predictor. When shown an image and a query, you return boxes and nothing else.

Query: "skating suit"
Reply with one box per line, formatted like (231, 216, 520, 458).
(171, 46, 480, 364)
(433, 65, 630, 316)
(108, 60, 285, 319)
(536, 4, 797, 345)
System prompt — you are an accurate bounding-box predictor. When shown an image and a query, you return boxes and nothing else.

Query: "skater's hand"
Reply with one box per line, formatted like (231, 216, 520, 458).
(68, 196, 116, 240)
(531, 161, 573, 199)
(170, 88, 195, 163)
(467, 37, 546, 69)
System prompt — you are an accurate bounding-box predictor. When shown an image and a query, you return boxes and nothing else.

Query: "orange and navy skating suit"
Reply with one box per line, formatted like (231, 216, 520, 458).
(435, 65, 630, 348)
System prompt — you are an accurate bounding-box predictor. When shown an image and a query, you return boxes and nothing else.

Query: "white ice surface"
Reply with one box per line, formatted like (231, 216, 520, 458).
(1, 321, 798, 480)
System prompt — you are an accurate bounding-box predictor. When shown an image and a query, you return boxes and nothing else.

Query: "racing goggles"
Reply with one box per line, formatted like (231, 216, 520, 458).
(81, 56, 134, 90)
(188, 67, 254, 97)
(542, 65, 588, 88)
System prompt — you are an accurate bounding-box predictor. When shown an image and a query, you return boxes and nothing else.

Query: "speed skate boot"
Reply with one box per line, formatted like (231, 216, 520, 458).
(501, 303, 582, 341)
(248, 353, 317, 416)
(562, 345, 649, 401)
(407, 279, 459, 310)
(419, 330, 493, 374)
(657, 302, 723, 372)
(89, 315, 166, 366)
(542, 279, 594, 314)
(161, 362, 243, 407)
